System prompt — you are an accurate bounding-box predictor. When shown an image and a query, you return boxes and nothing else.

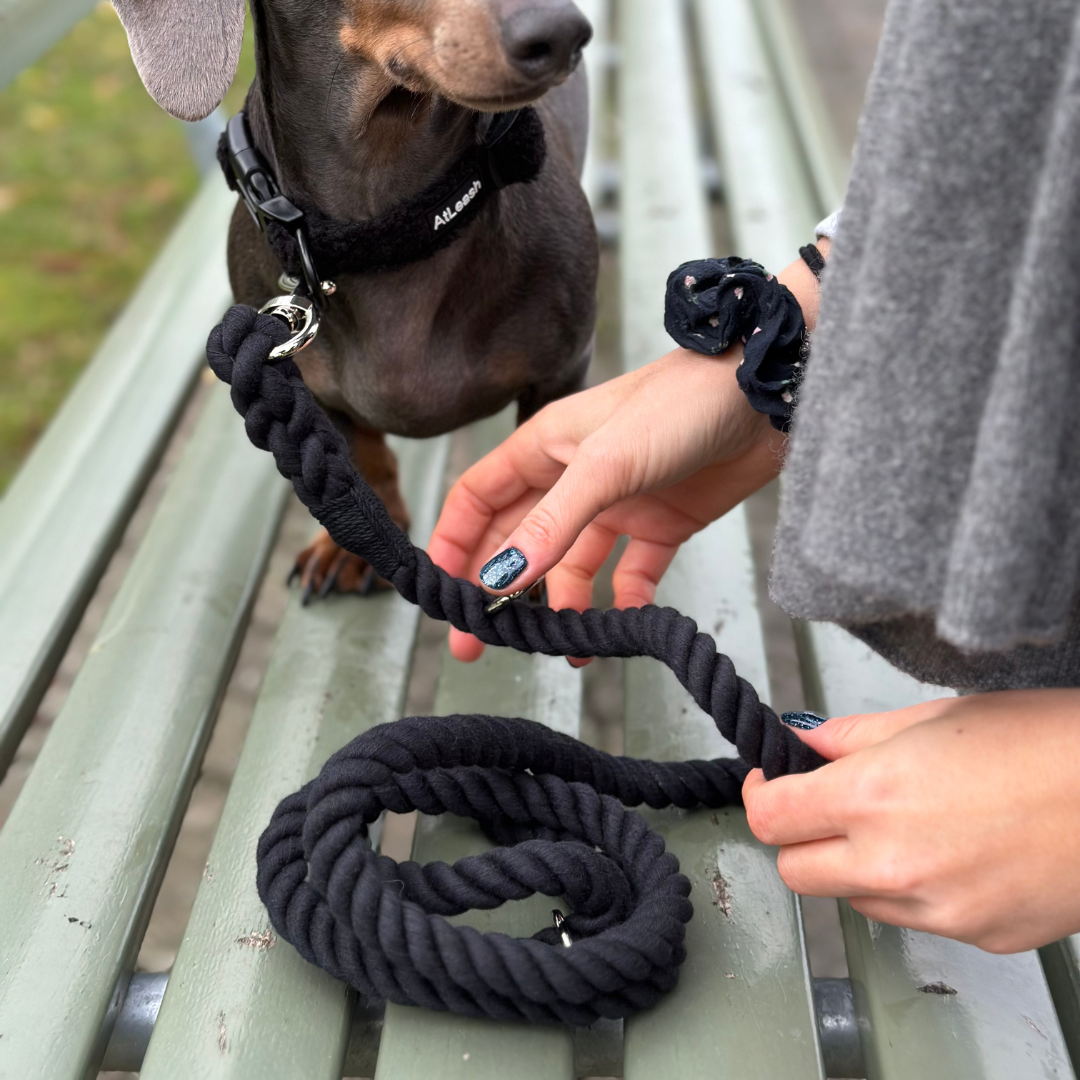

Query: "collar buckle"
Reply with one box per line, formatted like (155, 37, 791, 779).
(225, 112, 325, 304)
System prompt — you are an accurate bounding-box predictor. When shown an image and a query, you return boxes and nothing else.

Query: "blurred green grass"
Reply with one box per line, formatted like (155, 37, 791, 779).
(0, 1, 254, 494)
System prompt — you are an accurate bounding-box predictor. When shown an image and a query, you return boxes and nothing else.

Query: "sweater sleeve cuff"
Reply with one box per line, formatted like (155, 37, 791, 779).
(815, 209, 843, 241)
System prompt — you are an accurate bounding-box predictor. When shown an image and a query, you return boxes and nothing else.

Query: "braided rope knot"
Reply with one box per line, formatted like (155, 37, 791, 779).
(207, 303, 828, 1023)
(257, 715, 754, 1025)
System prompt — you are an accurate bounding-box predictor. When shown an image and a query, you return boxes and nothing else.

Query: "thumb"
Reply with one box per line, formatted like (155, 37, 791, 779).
(788, 698, 951, 760)
(478, 447, 630, 596)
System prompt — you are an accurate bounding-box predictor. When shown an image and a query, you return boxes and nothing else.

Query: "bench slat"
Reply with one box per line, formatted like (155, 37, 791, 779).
(374, 412, 581, 1080)
(0, 386, 287, 1080)
(752, 0, 848, 213)
(138, 436, 449, 1079)
(374, 650, 582, 1080)
(620, 524, 825, 1080)
(0, 178, 237, 778)
(619, 3, 824, 1075)
(838, 902, 1074, 1079)
(1041, 937, 1080, 1073)
(696, 0, 820, 269)
(619, 0, 706, 373)
(576, 0, 609, 211)
(0, 0, 97, 91)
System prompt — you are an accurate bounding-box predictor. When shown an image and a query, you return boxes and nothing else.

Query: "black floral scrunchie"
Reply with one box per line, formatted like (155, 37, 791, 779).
(664, 257, 807, 432)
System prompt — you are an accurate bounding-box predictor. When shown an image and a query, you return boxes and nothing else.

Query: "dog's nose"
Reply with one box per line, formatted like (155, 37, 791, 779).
(502, 5, 593, 82)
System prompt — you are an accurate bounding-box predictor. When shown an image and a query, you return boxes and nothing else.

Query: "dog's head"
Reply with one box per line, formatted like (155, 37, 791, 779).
(113, 0, 591, 122)
(337, 0, 592, 112)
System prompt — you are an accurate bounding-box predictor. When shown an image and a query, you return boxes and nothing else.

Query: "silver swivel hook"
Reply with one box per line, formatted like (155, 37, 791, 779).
(259, 294, 321, 360)
(552, 911, 572, 949)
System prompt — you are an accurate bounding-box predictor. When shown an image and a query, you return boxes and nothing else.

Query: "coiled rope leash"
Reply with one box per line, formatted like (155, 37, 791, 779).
(207, 293, 826, 1025)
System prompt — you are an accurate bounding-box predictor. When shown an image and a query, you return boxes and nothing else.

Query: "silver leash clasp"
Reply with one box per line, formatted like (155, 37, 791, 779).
(552, 910, 572, 949)
(259, 294, 321, 360)
(485, 586, 529, 616)
(484, 576, 546, 616)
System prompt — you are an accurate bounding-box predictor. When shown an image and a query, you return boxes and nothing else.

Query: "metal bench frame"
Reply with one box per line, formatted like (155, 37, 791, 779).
(1, 0, 1078, 1077)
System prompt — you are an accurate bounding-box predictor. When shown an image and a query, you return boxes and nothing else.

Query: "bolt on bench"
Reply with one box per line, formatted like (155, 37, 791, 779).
(0, 0, 1078, 1078)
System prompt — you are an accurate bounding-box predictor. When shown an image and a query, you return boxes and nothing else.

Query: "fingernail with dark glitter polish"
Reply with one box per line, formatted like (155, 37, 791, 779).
(480, 548, 528, 591)
(781, 711, 829, 731)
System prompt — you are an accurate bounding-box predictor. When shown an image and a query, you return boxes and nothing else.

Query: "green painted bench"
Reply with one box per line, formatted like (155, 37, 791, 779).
(0, 1, 1077, 1077)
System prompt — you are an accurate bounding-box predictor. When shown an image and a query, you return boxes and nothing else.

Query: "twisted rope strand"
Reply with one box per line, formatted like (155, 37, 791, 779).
(207, 303, 826, 1025)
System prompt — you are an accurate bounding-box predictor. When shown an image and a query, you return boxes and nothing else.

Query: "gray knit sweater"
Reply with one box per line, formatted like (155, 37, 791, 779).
(770, 0, 1080, 691)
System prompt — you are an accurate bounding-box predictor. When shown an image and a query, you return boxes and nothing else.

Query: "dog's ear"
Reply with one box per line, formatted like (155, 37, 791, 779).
(112, 0, 246, 121)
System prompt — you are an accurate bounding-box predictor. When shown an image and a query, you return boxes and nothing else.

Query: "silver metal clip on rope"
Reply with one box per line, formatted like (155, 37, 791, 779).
(552, 911, 573, 949)
(261, 270, 338, 360)
(225, 112, 334, 360)
(259, 294, 321, 360)
(484, 577, 546, 615)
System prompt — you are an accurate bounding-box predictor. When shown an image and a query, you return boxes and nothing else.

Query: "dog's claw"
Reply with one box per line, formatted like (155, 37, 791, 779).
(292, 527, 398, 604)
(319, 557, 345, 600)
(287, 563, 301, 587)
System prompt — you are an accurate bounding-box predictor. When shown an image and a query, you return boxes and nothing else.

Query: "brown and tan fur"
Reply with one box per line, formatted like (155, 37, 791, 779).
(228, 0, 598, 595)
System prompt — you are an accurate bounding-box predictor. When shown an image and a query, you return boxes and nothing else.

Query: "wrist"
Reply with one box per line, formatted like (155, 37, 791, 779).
(778, 237, 828, 332)
(668, 346, 786, 479)
(664, 244, 829, 435)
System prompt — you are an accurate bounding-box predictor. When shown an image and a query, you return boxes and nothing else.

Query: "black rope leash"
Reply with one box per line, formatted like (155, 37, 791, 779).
(207, 303, 827, 1025)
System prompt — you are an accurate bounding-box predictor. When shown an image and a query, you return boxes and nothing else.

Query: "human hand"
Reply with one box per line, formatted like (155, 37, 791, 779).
(743, 690, 1080, 953)
(428, 346, 785, 662)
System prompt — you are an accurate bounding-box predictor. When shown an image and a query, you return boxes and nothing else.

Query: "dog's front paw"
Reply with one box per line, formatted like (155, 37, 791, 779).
(290, 528, 390, 605)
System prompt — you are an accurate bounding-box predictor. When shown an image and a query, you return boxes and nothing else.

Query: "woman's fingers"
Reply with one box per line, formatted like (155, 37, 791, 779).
(846, 897, 928, 932)
(428, 410, 575, 579)
(794, 697, 957, 761)
(449, 625, 486, 664)
(428, 467, 542, 580)
(545, 523, 621, 668)
(447, 524, 618, 666)
(436, 489, 543, 665)
(742, 766, 853, 847)
(774, 836, 862, 897)
(611, 536, 681, 609)
(477, 443, 634, 596)
(546, 522, 619, 612)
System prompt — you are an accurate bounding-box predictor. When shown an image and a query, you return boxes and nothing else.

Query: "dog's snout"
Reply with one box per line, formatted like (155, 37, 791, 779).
(501, 6, 593, 82)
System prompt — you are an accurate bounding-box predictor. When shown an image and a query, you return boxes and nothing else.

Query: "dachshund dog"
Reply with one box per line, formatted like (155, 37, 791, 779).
(114, 0, 599, 596)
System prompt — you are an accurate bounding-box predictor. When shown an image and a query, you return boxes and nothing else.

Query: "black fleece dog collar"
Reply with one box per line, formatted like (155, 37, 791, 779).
(218, 108, 547, 280)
